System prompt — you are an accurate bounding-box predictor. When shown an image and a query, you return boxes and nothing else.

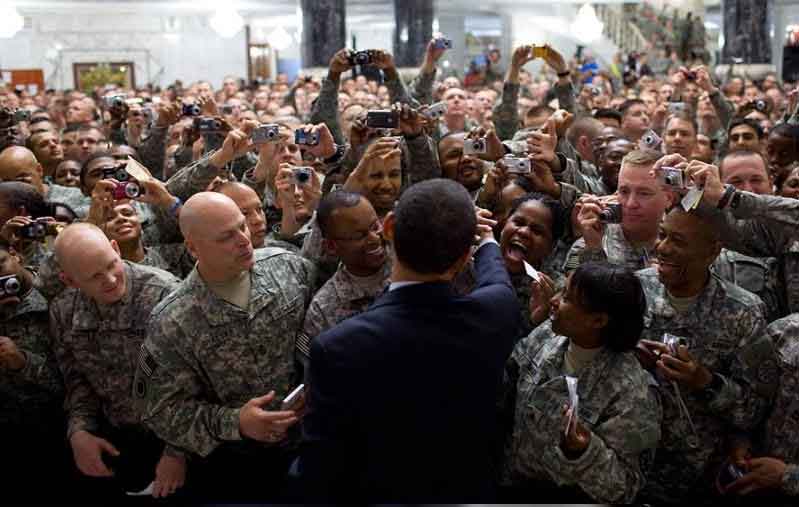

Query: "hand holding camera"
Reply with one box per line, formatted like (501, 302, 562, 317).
(396, 103, 425, 138)
(640, 336, 713, 392)
(209, 121, 252, 170)
(155, 102, 180, 129)
(527, 118, 558, 164)
(344, 137, 402, 194)
(467, 127, 504, 161)
(238, 391, 299, 444)
(682, 159, 725, 206)
(295, 123, 336, 159)
(329, 49, 354, 79)
(576, 196, 608, 250)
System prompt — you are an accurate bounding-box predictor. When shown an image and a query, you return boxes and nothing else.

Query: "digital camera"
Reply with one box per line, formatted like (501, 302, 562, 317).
(252, 124, 281, 144)
(292, 167, 313, 186)
(348, 50, 374, 66)
(424, 102, 448, 120)
(599, 203, 623, 224)
(663, 333, 690, 355)
(433, 38, 452, 50)
(640, 129, 663, 150)
(0, 274, 21, 299)
(13, 110, 30, 123)
(668, 102, 688, 114)
(294, 129, 320, 146)
(102, 164, 130, 182)
(112, 181, 144, 200)
(683, 70, 697, 81)
(463, 138, 487, 155)
(19, 220, 47, 240)
(504, 156, 531, 174)
(658, 166, 687, 190)
(182, 103, 202, 117)
(366, 110, 399, 129)
(220, 104, 235, 115)
(104, 94, 127, 110)
(194, 117, 225, 133)
(754, 99, 768, 112)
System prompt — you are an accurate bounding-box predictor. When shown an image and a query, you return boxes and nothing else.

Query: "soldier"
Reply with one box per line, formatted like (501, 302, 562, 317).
(0, 237, 69, 498)
(300, 191, 391, 370)
(558, 138, 634, 196)
(635, 208, 778, 502)
(564, 149, 674, 273)
(722, 313, 799, 498)
(0, 145, 88, 215)
(135, 192, 316, 501)
(501, 263, 661, 503)
(51, 223, 184, 499)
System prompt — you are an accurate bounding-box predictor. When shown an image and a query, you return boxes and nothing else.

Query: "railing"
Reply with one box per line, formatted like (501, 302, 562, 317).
(594, 4, 649, 54)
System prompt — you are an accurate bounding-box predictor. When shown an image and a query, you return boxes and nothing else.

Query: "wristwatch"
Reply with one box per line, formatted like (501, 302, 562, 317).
(717, 184, 736, 209)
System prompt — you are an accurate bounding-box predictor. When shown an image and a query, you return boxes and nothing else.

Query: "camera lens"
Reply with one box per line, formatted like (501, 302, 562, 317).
(124, 183, 141, 198)
(4, 277, 20, 294)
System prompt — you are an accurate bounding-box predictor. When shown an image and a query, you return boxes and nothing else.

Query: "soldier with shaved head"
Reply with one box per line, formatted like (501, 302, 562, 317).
(135, 192, 316, 501)
(50, 223, 183, 499)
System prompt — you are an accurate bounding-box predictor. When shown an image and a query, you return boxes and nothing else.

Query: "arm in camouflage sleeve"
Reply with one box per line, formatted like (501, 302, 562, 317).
(409, 70, 436, 106)
(709, 90, 735, 131)
(404, 133, 440, 185)
(493, 82, 520, 141)
(385, 69, 418, 108)
(50, 299, 102, 438)
(32, 253, 66, 301)
(548, 383, 661, 503)
(702, 304, 777, 430)
(309, 77, 344, 145)
(17, 339, 63, 395)
(165, 149, 226, 203)
(563, 237, 608, 274)
(137, 320, 242, 458)
(137, 126, 168, 181)
(553, 79, 577, 115)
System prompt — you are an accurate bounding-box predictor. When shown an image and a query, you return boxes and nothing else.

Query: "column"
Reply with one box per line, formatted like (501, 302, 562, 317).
(721, 0, 773, 64)
(393, 0, 434, 67)
(300, 0, 346, 67)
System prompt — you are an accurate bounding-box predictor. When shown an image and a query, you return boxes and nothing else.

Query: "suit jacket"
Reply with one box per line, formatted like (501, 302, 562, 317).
(298, 242, 520, 501)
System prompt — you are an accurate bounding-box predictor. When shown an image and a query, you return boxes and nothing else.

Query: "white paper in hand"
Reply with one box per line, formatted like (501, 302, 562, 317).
(680, 187, 704, 211)
(125, 156, 153, 183)
(565, 376, 579, 436)
(126, 482, 154, 496)
(523, 260, 541, 282)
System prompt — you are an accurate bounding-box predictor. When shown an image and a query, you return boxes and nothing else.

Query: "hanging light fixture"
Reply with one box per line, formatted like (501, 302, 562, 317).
(571, 3, 604, 45)
(210, 7, 244, 38)
(0, 3, 25, 39)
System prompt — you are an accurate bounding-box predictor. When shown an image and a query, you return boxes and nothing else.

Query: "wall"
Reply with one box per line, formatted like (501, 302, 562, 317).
(0, 12, 247, 90)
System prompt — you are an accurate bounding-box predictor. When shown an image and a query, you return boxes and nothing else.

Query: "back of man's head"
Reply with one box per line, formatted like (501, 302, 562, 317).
(392, 179, 476, 275)
(0, 181, 49, 223)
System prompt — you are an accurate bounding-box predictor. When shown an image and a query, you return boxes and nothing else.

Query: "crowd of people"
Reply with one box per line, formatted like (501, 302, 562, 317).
(3, 30, 799, 503)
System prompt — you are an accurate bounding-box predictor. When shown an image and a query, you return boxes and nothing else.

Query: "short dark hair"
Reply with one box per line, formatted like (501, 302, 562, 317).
(570, 262, 646, 352)
(317, 190, 363, 238)
(0, 181, 50, 219)
(665, 111, 698, 136)
(508, 192, 565, 242)
(728, 117, 764, 139)
(526, 105, 555, 120)
(619, 99, 645, 118)
(80, 150, 116, 187)
(594, 108, 623, 123)
(393, 179, 476, 274)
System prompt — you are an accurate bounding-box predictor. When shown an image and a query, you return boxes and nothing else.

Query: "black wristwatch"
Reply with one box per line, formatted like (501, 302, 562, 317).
(717, 184, 736, 209)
(557, 70, 570, 78)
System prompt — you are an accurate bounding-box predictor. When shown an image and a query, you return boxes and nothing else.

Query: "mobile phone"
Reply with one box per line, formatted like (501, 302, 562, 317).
(282, 384, 305, 410)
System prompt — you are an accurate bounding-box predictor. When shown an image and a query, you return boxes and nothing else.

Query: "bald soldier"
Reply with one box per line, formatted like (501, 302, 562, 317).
(50, 223, 184, 499)
(0, 146, 87, 215)
(136, 192, 316, 501)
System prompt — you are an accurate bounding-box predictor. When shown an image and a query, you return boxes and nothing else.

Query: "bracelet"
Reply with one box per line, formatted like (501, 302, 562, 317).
(557, 70, 571, 78)
(168, 197, 183, 218)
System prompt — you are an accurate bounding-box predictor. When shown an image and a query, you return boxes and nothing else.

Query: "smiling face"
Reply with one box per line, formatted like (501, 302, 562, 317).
(438, 134, 485, 192)
(324, 197, 386, 276)
(654, 209, 720, 295)
(499, 199, 555, 273)
(617, 162, 672, 239)
(104, 202, 142, 245)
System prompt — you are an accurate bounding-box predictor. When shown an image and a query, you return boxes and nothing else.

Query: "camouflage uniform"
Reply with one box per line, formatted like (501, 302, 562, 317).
(564, 224, 656, 274)
(46, 183, 89, 217)
(636, 268, 779, 501)
(501, 321, 662, 503)
(758, 314, 799, 495)
(136, 248, 316, 457)
(0, 288, 63, 429)
(310, 77, 345, 145)
(110, 125, 170, 181)
(143, 243, 196, 279)
(408, 69, 436, 106)
(697, 191, 799, 317)
(712, 249, 784, 322)
(50, 262, 180, 438)
(555, 156, 610, 196)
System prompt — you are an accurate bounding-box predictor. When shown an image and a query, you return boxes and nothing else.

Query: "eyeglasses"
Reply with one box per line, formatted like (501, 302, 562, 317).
(329, 219, 382, 242)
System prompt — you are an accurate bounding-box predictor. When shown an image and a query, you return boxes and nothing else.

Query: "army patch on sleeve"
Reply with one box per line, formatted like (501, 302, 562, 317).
(138, 345, 158, 378)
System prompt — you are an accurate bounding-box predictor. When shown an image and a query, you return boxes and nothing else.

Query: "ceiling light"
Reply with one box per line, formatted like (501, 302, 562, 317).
(0, 4, 25, 39)
(210, 7, 244, 38)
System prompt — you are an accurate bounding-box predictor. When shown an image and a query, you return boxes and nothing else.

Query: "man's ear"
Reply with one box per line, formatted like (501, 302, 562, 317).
(322, 238, 338, 257)
(589, 311, 609, 332)
(110, 239, 120, 256)
(36, 163, 44, 180)
(382, 212, 395, 243)
(184, 238, 199, 260)
(59, 272, 77, 289)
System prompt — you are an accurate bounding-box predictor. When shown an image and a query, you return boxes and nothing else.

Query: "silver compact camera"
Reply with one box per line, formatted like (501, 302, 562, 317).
(639, 129, 663, 151)
(433, 38, 452, 50)
(424, 102, 448, 120)
(0, 274, 21, 299)
(663, 333, 690, 355)
(292, 167, 313, 186)
(504, 156, 531, 174)
(252, 124, 281, 144)
(668, 102, 687, 114)
(463, 138, 487, 155)
(294, 129, 320, 146)
(658, 166, 687, 190)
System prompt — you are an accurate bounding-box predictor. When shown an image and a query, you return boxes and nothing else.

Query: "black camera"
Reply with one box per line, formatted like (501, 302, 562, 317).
(220, 104, 235, 115)
(683, 70, 697, 81)
(102, 164, 130, 182)
(599, 203, 623, 224)
(13, 110, 30, 123)
(104, 94, 127, 110)
(754, 99, 768, 112)
(0, 274, 21, 299)
(294, 129, 320, 146)
(19, 220, 47, 241)
(182, 103, 202, 117)
(366, 110, 399, 129)
(348, 50, 374, 66)
(194, 117, 224, 133)
(292, 167, 313, 186)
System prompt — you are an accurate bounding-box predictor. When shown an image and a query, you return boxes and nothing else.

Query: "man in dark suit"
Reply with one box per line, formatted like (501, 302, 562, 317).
(297, 179, 521, 501)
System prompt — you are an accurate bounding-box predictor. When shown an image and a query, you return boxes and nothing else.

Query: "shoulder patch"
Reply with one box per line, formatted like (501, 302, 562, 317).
(138, 345, 158, 378)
